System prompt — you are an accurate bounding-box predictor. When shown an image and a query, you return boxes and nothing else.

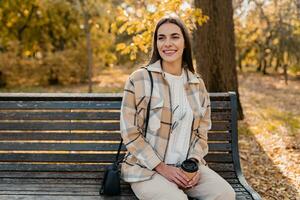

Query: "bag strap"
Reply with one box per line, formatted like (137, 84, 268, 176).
(144, 69, 153, 135)
(115, 69, 153, 163)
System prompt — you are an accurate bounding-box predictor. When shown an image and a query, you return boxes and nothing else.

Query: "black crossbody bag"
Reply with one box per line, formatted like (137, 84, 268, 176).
(100, 69, 153, 196)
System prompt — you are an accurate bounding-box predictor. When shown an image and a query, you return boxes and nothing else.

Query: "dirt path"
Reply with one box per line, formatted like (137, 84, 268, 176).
(238, 72, 300, 199)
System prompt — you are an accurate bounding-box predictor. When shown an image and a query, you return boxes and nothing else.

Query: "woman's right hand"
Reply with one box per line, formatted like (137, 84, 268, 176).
(154, 162, 190, 188)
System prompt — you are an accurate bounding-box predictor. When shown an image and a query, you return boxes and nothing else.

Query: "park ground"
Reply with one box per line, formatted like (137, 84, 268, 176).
(1, 67, 299, 199)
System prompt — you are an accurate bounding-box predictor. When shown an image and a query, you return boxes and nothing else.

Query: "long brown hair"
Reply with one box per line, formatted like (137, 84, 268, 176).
(147, 14, 195, 73)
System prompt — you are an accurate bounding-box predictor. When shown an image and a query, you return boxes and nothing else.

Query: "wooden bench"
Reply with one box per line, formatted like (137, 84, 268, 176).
(0, 92, 261, 200)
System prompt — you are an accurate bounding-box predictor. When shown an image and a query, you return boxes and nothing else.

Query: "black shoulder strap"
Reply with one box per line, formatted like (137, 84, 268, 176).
(115, 68, 153, 163)
(144, 69, 153, 135)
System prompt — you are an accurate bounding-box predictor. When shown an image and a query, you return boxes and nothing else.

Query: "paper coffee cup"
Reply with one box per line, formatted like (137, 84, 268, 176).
(181, 159, 198, 180)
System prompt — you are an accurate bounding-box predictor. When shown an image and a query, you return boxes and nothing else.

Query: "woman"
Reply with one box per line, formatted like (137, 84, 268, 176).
(120, 14, 236, 200)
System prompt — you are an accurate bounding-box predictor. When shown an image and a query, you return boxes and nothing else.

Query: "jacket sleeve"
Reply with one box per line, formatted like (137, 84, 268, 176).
(187, 79, 212, 165)
(120, 74, 162, 170)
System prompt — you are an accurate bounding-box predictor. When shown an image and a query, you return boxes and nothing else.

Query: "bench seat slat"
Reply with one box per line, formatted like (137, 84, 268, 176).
(0, 171, 236, 183)
(0, 142, 232, 151)
(0, 163, 235, 178)
(0, 195, 136, 200)
(0, 184, 248, 194)
(0, 153, 232, 171)
(0, 191, 137, 198)
(0, 153, 233, 163)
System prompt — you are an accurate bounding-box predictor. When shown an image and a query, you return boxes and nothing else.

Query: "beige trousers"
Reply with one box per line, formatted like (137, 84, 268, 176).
(131, 165, 236, 200)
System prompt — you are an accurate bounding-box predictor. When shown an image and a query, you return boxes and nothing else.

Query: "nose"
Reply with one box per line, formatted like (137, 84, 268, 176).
(164, 38, 172, 47)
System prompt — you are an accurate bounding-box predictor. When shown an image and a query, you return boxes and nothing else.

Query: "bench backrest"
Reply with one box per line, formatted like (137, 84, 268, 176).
(0, 93, 239, 181)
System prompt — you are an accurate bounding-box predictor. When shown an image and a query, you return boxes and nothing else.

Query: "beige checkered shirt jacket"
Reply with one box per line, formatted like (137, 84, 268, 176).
(120, 59, 212, 183)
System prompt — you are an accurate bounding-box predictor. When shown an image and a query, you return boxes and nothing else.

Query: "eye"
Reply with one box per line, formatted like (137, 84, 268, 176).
(158, 37, 164, 40)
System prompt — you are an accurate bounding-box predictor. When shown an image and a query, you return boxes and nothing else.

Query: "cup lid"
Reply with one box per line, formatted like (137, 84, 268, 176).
(181, 159, 198, 173)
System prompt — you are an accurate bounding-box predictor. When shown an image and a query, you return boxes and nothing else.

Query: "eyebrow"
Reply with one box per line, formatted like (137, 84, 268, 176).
(158, 33, 181, 37)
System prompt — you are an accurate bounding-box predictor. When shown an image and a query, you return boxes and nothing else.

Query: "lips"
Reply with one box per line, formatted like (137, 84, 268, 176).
(162, 50, 177, 56)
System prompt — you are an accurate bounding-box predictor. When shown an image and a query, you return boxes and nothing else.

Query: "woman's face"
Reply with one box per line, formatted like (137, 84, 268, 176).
(156, 22, 185, 64)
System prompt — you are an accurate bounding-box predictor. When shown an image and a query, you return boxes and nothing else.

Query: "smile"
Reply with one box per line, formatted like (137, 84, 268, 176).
(162, 50, 177, 56)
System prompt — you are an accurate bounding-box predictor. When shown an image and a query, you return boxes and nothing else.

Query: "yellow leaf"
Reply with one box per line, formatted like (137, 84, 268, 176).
(116, 43, 127, 51)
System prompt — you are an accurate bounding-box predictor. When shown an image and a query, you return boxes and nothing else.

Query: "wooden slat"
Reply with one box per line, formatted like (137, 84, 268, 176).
(234, 187, 247, 192)
(236, 195, 255, 200)
(218, 172, 236, 179)
(208, 132, 231, 141)
(0, 93, 123, 100)
(0, 195, 137, 200)
(211, 111, 231, 121)
(0, 101, 121, 110)
(0, 183, 115, 189)
(0, 190, 134, 196)
(0, 177, 104, 184)
(0, 154, 123, 162)
(0, 154, 232, 166)
(0, 111, 230, 121)
(0, 163, 109, 172)
(211, 101, 231, 109)
(0, 121, 230, 131)
(0, 153, 233, 172)
(207, 163, 234, 172)
(0, 184, 134, 197)
(0, 142, 126, 151)
(0, 171, 237, 182)
(0, 183, 132, 191)
(205, 153, 233, 162)
(0, 112, 120, 120)
(207, 143, 232, 151)
(0, 172, 106, 179)
(0, 122, 120, 131)
(0, 142, 230, 151)
(0, 131, 231, 141)
(0, 148, 232, 163)
(0, 132, 122, 141)
(0, 92, 228, 100)
(0, 100, 229, 110)
(225, 178, 240, 184)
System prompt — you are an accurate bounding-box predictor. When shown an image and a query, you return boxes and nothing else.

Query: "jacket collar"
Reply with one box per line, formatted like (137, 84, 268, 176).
(147, 59, 200, 84)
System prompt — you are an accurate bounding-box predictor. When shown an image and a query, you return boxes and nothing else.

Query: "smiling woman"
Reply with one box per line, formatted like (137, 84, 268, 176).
(157, 23, 185, 73)
(120, 13, 236, 200)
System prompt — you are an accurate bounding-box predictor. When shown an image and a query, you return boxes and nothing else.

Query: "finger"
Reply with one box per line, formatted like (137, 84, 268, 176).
(175, 174, 189, 187)
(176, 173, 189, 185)
(188, 173, 200, 186)
(172, 176, 186, 188)
(177, 170, 190, 183)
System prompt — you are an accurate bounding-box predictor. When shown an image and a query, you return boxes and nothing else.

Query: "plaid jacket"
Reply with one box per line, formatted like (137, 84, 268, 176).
(120, 59, 211, 183)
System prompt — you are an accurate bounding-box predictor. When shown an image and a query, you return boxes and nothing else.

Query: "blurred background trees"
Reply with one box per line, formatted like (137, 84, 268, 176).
(0, 0, 116, 88)
(0, 0, 299, 90)
(234, 0, 300, 81)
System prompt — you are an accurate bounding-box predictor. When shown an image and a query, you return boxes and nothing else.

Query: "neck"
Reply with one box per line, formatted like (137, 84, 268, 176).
(161, 59, 183, 76)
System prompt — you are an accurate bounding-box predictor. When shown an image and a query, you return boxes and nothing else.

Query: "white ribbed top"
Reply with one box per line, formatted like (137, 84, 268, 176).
(164, 70, 193, 165)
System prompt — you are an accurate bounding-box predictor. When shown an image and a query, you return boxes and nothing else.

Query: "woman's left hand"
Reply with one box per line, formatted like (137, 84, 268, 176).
(187, 171, 200, 188)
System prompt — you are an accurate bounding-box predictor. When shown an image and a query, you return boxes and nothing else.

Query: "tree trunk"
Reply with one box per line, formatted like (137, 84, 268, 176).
(193, 0, 244, 120)
(84, 12, 93, 93)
